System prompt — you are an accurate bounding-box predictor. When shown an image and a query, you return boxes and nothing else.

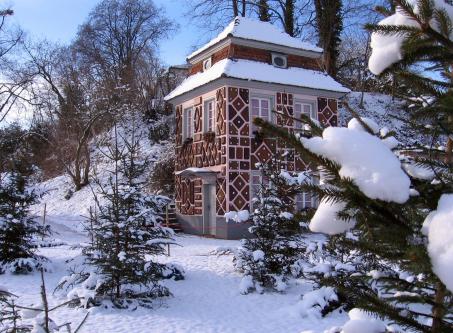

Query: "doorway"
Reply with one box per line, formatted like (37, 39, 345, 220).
(202, 183, 216, 236)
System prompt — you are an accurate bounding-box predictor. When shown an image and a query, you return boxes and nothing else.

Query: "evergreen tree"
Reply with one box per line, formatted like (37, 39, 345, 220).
(0, 170, 49, 274)
(234, 157, 303, 294)
(254, 97, 453, 331)
(59, 117, 183, 308)
(254, 3, 453, 321)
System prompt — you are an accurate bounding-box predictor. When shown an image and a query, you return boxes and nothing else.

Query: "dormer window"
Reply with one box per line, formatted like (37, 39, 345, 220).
(271, 53, 287, 69)
(203, 57, 212, 71)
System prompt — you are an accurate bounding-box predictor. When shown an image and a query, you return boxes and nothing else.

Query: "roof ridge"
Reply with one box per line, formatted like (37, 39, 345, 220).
(187, 17, 322, 60)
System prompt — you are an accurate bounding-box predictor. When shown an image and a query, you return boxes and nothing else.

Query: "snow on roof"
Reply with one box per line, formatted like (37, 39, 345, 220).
(164, 59, 350, 101)
(188, 17, 322, 60)
(175, 167, 219, 175)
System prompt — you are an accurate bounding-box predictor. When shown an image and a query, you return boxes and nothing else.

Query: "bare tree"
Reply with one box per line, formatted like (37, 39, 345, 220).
(0, 9, 21, 62)
(186, 0, 315, 42)
(13, 41, 107, 190)
(0, 8, 24, 124)
(74, 0, 174, 92)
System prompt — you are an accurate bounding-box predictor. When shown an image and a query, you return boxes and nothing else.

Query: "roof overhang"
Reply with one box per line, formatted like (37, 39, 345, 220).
(166, 77, 349, 105)
(175, 167, 221, 184)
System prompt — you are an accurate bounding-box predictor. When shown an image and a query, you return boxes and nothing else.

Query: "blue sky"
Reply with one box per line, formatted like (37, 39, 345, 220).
(1, 0, 205, 66)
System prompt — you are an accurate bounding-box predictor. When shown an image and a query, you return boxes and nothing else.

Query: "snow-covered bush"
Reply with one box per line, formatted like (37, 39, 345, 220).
(148, 141, 175, 196)
(234, 158, 303, 294)
(340, 308, 386, 333)
(295, 286, 339, 319)
(0, 172, 50, 274)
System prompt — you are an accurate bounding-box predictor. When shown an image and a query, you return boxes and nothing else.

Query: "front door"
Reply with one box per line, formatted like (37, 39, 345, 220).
(202, 183, 216, 236)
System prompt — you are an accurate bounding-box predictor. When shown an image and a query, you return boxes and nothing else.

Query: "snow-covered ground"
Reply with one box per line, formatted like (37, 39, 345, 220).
(0, 213, 347, 333)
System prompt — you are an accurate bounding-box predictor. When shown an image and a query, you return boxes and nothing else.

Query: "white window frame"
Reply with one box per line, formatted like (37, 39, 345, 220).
(250, 171, 262, 202)
(295, 175, 319, 210)
(295, 192, 317, 210)
(203, 57, 212, 71)
(294, 100, 317, 130)
(250, 171, 272, 209)
(183, 106, 194, 140)
(250, 95, 274, 133)
(203, 98, 215, 133)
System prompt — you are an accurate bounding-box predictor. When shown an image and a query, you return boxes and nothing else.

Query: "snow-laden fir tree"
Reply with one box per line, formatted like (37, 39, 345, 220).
(255, 107, 452, 332)
(0, 170, 50, 274)
(234, 157, 303, 294)
(58, 117, 183, 308)
(254, 1, 453, 325)
(256, 58, 453, 333)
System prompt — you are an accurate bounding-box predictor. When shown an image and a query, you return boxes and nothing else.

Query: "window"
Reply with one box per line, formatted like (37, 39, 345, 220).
(294, 101, 316, 129)
(183, 107, 193, 140)
(251, 171, 270, 208)
(296, 192, 317, 210)
(251, 97, 272, 132)
(203, 57, 212, 71)
(204, 99, 215, 133)
(271, 53, 287, 68)
(251, 172, 262, 202)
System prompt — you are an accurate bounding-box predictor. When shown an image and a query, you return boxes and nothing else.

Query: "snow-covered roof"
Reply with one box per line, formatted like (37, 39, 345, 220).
(175, 167, 219, 175)
(188, 17, 322, 60)
(164, 59, 350, 101)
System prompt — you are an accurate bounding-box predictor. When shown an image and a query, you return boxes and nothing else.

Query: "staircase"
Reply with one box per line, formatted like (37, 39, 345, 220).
(159, 202, 183, 233)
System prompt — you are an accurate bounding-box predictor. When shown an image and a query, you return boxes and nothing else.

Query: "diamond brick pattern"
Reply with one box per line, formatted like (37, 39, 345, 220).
(318, 97, 338, 127)
(228, 172, 250, 211)
(174, 85, 339, 222)
(216, 176, 227, 215)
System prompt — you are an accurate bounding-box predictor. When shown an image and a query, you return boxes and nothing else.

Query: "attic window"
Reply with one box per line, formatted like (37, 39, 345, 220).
(271, 53, 287, 69)
(203, 57, 212, 71)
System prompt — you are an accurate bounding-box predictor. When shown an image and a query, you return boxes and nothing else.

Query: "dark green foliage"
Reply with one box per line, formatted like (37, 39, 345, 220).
(0, 171, 50, 274)
(0, 123, 50, 177)
(234, 156, 303, 293)
(255, 9, 453, 320)
(62, 119, 183, 307)
(255, 100, 453, 330)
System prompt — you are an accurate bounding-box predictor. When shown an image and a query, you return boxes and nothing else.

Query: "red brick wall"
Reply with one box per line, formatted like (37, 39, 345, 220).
(189, 46, 231, 75)
(189, 44, 322, 76)
(230, 44, 270, 63)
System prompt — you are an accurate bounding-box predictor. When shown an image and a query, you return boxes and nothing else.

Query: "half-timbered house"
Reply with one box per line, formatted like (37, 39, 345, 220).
(165, 17, 349, 239)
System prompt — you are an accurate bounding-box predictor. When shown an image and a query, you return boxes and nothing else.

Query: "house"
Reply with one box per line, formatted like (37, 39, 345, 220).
(164, 17, 349, 239)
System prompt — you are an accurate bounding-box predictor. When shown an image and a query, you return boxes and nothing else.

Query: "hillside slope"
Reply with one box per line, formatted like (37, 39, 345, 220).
(340, 92, 437, 148)
(30, 117, 173, 232)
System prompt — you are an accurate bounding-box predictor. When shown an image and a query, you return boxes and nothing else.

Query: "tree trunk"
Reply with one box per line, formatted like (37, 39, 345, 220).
(431, 281, 446, 332)
(83, 143, 90, 186)
(232, 0, 239, 17)
(284, 0, 295, 37)
(258, 0, 270, 21)
(241, 0, 246, 16)
(314, 0, 342, 78)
